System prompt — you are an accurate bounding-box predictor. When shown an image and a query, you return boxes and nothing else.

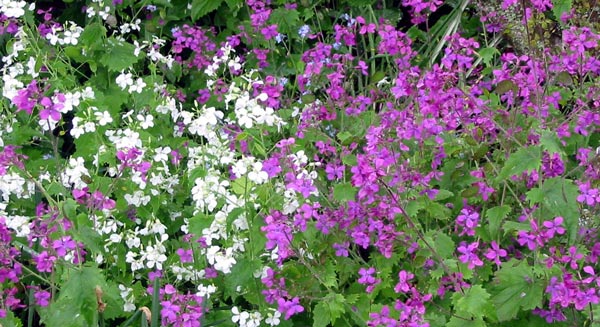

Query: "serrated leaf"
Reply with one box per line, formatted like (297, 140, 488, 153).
(540, 130, 563, 155)
(405, 200, 424, 217)
(486, 205, 510, 239)
(452, 285, 494, 320)
(224, 258, 262, 303)
(433, 232, 454, 259)
(270, 8, 300, 31)
(539, 177, 579, 243)
(497, 146, 542, 180)
(191, 0, 224, 20)
(80, 22, 106, 47)
(322, 261, 338, 288)
(333, 183, 357, 202)
(434, 189, 454, 201)
(447, 317, 487, 327)
(313, 302, 331, 327)
(478, 47, 500, 66)
(490, 260, 544, 321)
(99, 38, 140, 71)
(41, 265, 107, 326)
(552, 0, 572, 22)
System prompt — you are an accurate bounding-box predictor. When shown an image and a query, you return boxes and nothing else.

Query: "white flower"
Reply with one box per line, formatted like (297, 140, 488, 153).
(81, 87, 95, 99)
(231, 307, 250, 326)
(246, 312, 262, 327)
(95, 111, 113, 126)
(1, 0, 27, 18)
(5, 215, 31, 237)
(137, 114, 154, 129)
(70, 117, 85, 138)
(153, 147, 171, 162)
(265, 310, 281, 326)
(248, 162, 268, 184)
(196, 284, 217, 299)
(116, 71, 134, 90)
(129, 78, 146, 93)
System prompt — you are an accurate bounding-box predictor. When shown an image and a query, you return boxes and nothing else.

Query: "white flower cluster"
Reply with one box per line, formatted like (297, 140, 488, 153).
(116, 70, 146, 94)
(105, 128, 143, 150)
(123, 218, 169, 272)
(61, 157, 90, 189)
(133, 37, 175, 69)
(232, 156, 269, 184)
(229, 90, 285, 130)
(118, 285, 136, 312)
(187, 103, 224, 138)
(45, 21, 84, 46)
(204, 44, 240, 77)
(231, 307, 262, 327)
(2, 27, 28, 99)
(4, 214, 31, 237)
(0, 0, 29, 18)
(191, 169, 229, 213)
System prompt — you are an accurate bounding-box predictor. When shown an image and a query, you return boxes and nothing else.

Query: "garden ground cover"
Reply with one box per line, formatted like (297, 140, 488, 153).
(1, 0, 600, 326)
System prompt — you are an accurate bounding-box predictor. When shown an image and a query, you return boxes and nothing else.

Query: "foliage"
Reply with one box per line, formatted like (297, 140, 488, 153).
(1, 0, 600, 326)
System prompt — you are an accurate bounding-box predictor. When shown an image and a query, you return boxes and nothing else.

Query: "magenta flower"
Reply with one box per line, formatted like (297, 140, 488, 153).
(484, 241, 507, 266)
(34, 290, 51, 307)
(34, 251, 56, 273)
(457, 242, 483, 269)
(277, 297, 304, 320)
(394, 270, 414, 293)
(176, 248, 193, 263)
(542, 216, 566, 239)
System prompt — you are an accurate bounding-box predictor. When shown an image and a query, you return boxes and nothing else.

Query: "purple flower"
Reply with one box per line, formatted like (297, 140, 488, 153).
(176, 248, 193, 263)
(52, 236, 76, 257)
(34, 290, 51, 307)
(455, 207, 479, 236)
(35, 251, 56, 273)
(332, 242, 349, 257)
(484, 241, 507, 266)
(394, 270, 414, 293)
(542, 216, 566, 239)
(457, 242, 483, 269)
(277, 297, 304, 320)
(577, 181, 600, 206)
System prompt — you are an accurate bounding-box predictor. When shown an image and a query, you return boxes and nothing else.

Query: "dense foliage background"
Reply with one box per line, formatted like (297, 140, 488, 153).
(1, 0, 600, 326)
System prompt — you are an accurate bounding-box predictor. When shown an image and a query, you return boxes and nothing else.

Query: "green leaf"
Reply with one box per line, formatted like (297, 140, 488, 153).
(452, 285, 495, 320)
(99, 38, 140, 72)
(540, 130, 564, 155)
(434, 189, 454, 201)
(486, 205, 511, 239)
(432, 232, 455, 259)
(552, 0, 572, 22)
(538, 177, 579, 243)
(80, 23, 106, 47)
(313, 302, 331, 327)
(223, 258, 262, 303)
(333, 183, 357, 202)
(191, 0, 224, 20)
(446, 317, 487, 327)
(490, 260, 544, 321)
(231, 176, 250, 196)
(478, 47, 500, 66)
(497, 146, 542, 180)
(0, 310, 23, 327)
(270, 8, 300, 32)
(40, 265, 109, 327)
(318, 294, 346, 325)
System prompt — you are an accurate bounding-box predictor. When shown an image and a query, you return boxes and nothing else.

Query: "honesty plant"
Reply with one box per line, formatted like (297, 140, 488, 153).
(1, 0, 600, 326)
